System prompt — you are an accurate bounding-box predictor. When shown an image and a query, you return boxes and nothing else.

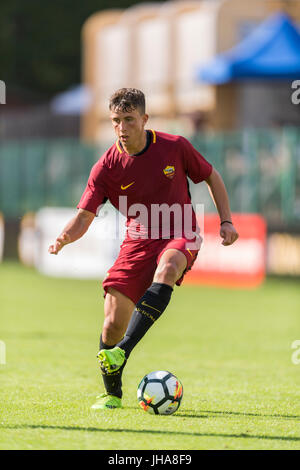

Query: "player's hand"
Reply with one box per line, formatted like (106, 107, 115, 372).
(220, 222, 239, 246)
(48, 232, 71, 255)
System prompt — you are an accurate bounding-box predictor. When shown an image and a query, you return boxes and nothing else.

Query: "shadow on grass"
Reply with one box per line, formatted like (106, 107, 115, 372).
(126, 406, 300, 421)
(179, 409, 300, 421)
(1, 424, 299, 442)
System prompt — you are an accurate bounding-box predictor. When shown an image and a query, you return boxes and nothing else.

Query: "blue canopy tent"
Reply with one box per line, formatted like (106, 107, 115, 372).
(50, 85, 91, 115)
(197, 13, 300, 84)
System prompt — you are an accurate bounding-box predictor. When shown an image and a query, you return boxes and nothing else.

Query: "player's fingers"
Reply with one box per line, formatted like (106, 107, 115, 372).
(220, 229, 230, 244)
(222, 231, 239, 246)
(48, 244, 58, 255)
(233, 232, 239, 243)
(49, 232, 70, 255)
(229, 231, 239, 244)
(56, 235, 65, 244)
(50, 238, 64, 253)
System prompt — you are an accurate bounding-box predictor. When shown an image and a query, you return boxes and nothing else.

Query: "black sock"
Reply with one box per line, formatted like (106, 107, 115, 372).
(99, 334, 126, 399)
(117, 282, 173, 359)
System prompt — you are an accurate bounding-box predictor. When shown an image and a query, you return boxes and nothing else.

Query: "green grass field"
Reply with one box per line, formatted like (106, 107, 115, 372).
(0, 262, 300, 450)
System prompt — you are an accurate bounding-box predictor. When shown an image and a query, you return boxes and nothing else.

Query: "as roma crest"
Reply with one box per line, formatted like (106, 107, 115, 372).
(163, 165, 175, 179)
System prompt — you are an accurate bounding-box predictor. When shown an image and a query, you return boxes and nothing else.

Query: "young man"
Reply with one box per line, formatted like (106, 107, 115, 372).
(49, 88, 238, 410)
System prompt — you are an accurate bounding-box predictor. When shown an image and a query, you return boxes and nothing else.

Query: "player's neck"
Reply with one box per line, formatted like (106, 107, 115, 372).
(121, 130, 147, 156)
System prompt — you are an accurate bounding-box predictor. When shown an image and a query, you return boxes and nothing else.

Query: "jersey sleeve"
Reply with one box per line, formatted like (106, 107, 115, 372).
(180, 136, 213, 183)
(77, 159, 108, 215)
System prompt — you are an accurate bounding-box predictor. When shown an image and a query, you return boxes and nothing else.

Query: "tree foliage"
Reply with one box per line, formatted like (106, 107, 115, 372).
(0, 0, 166, 97)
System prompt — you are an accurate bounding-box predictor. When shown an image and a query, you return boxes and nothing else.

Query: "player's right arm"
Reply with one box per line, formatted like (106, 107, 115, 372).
(48, 208, 95, 255)
(49, 154, 108, 255)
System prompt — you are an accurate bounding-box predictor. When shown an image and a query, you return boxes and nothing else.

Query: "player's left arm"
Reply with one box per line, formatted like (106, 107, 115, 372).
(205, 168, 239, 246)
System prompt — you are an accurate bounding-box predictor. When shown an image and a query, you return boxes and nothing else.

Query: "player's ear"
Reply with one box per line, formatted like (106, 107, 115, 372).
(142, 114, 149, 126)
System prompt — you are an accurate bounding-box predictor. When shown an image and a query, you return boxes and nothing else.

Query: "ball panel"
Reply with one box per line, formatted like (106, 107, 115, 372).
(143, 381, 165, 406)
(157, 399, 180, 415)
(138, 398, 156, 414)
(137, 377, 146, 400)
(145, 370, 170, 381)
(165, 376, 184, 402)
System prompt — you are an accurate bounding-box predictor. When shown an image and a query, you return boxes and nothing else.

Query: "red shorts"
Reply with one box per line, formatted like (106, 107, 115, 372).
(102, 235, 202, 304)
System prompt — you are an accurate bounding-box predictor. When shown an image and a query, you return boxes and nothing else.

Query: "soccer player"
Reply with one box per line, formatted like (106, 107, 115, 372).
(48, 88, 238, 410)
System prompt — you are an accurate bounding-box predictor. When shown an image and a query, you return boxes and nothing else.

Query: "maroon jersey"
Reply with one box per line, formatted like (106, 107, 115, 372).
(77, 130, 213, 239)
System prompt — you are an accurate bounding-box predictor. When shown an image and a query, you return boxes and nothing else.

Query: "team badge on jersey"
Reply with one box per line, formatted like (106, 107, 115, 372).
(163, 165, 175, 179)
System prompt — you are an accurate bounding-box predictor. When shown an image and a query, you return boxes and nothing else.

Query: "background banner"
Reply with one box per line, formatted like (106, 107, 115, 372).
(185, 214, 267, 287)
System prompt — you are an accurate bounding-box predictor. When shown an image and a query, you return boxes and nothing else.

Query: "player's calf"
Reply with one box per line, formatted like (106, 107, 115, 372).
(116, 282, 174, 359)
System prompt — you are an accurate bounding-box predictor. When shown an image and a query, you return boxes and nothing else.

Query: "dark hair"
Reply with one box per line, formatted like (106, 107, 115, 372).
(109, 88, 146, 114)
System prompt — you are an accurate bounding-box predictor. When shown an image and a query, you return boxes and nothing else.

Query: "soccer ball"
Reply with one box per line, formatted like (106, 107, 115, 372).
(137, 370, 183, 415)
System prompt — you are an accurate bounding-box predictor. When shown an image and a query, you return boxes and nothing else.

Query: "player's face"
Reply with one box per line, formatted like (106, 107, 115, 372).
(110, 108, 148, 148)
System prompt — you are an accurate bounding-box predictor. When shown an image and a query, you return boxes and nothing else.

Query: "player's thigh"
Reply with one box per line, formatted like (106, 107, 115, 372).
(154, 248, 187, 284)
(104, 287, 135, 333)
(103, 239, 161, 304)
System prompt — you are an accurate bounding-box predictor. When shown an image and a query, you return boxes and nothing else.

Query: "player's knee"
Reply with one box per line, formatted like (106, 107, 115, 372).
(155, 261, 179, 284)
